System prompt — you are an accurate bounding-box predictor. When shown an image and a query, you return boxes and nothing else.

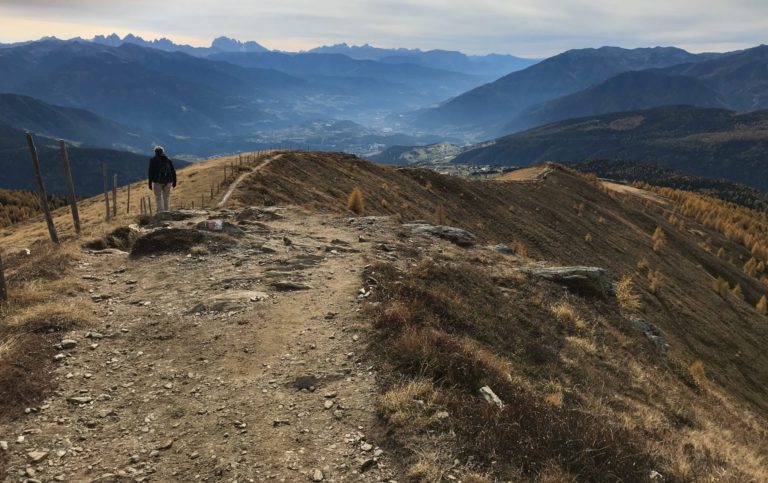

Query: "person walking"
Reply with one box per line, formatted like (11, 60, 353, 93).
(148, 146, 177, 213)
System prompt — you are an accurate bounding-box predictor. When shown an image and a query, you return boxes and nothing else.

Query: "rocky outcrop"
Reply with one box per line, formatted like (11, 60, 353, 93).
(403, 224, 477, 247)
(629, 318, 669, 355)
(518, 266, 612, 295)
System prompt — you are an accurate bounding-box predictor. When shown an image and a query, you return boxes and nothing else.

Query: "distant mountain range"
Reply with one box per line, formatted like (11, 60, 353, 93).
(90, 33, 269, 56)
(452, 105, 768, 191)
(411, 46, 715, 136)
(0, 38, 505, 153)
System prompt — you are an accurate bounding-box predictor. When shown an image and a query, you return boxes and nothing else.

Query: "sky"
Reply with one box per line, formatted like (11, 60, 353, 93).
(0, 0, 766, 57)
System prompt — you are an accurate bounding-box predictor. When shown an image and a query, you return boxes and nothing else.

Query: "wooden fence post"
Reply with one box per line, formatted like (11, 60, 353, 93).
(26, 132, 59, 244)
(140, 197, 145, 215)
(102, 164, 111, 222)
(148, 196, 153, 215)
(58, 140, 81, 234)
(127, 184, 131, 214)
(0, 252, 7, 303)
(112, 174, 118, 218)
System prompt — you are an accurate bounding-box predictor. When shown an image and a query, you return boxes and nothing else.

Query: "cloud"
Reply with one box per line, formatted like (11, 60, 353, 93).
(0, 0, 766, 55)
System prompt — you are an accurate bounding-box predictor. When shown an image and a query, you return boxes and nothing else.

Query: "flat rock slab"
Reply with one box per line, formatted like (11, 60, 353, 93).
(191, 291, 270, 313)
(629, 318, 669, 355)
(518, 266, 612, 294)
(130, 228, 237, 258)
(153, 210, 209, 221)
(236, 207, 284, 221)
(271, 281, 312, 291)
(403, 224, 477, 247)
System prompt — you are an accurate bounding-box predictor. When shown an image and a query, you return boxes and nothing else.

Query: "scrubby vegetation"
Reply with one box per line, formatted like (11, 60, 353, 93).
(0, 189, 68, 228)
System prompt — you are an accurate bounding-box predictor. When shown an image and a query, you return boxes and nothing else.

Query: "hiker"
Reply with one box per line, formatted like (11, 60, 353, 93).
(148, 146, 177, 213)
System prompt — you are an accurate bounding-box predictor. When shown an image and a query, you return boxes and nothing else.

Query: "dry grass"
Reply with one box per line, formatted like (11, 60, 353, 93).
(584, 232, 592, 243)
(405, 459, 442, 482)
(757, 295, 768, 315)
(368, 260, 659, 481)
(379, 379, 445, 430)
(0, 243, 93, 424)
(652, 226, 667, 253)
(347, 187, 365, 214)
(689, 360, 707, 387)
(615, 275, 642, 312)
(550, 301, 585, 329)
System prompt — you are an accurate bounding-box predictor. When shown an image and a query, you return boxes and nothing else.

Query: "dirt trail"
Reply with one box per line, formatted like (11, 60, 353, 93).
(2, 206, 399, 482)
(218, 155, 281, 208)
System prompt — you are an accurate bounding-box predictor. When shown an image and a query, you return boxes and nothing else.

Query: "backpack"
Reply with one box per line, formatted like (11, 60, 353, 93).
(156, 156, 174, 184)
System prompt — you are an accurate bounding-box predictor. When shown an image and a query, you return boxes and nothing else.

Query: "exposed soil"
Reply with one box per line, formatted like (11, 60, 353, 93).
(0, 207, 405, 482)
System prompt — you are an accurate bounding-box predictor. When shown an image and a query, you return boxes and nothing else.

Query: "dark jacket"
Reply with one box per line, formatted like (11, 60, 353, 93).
(148, 155, 177, 188)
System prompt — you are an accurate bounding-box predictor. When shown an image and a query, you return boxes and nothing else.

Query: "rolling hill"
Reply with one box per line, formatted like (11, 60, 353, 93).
(501, 70, 727, 133)
(570, 159, 768, 211)
(0, 122, 187, 196)
(0, 93, 152, 152)
(412, 46, 713, 136)
(453, 105, 768, 191)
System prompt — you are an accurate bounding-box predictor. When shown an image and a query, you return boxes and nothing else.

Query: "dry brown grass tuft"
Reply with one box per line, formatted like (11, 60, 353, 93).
(713, 277, 730, 298)
(460, 473, 492, 483)
(756, 295, 768, 315)
(652, 226, 667, 253)
(689, 360, 707, 386)
(550, 301, 585, 329)
(347, 187, 365, 214)
(405, 460, 441, 482)
(189, 245, 210, 256)
(379, 379, 445, 430)
(615, 275, 642, 312)
(731, 283, 744, 300)
(647, 269, 662, 294)
(9, 299, 93, 331)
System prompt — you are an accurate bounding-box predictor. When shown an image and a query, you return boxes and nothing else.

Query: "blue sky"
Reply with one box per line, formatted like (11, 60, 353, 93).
(0, 0, 765, 56)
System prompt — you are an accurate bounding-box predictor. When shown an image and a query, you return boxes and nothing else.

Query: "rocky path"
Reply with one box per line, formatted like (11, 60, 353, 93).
(2, 207, 399, 483)
(217, 155, 280, 208)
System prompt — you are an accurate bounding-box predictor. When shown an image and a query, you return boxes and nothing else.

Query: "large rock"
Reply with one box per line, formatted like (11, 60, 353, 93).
(153, 210, 208, 221)
(629, 318, 669, 355)
(518, 266, 612, 295)
(403, 223, 477, 247)
(236, 207, 284, 221)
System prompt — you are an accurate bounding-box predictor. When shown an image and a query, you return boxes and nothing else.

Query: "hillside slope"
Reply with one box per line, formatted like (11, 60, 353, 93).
(454, 105, 768, 191)
(1, 152, 766, 481)
(0, 93, 149, 152)
(502, 71, 726, 133)
(0, 123, 187, 196)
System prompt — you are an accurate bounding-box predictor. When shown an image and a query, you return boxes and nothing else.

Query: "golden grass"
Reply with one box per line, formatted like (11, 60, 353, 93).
(8, 299, 93, 330)
(379, 379, 444, 430)
(405, 460, 441, 483)
(347, 187, 365, 214)
(689, 360, 707, 386)
(756, 295, 768, 315)
(615, 275, 642, 312)
(652, 226, 667, 253)
(550, 301, 585, 329)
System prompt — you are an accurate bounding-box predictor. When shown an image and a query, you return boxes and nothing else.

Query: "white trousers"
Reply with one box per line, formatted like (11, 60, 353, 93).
(153, 183, 172, 213)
